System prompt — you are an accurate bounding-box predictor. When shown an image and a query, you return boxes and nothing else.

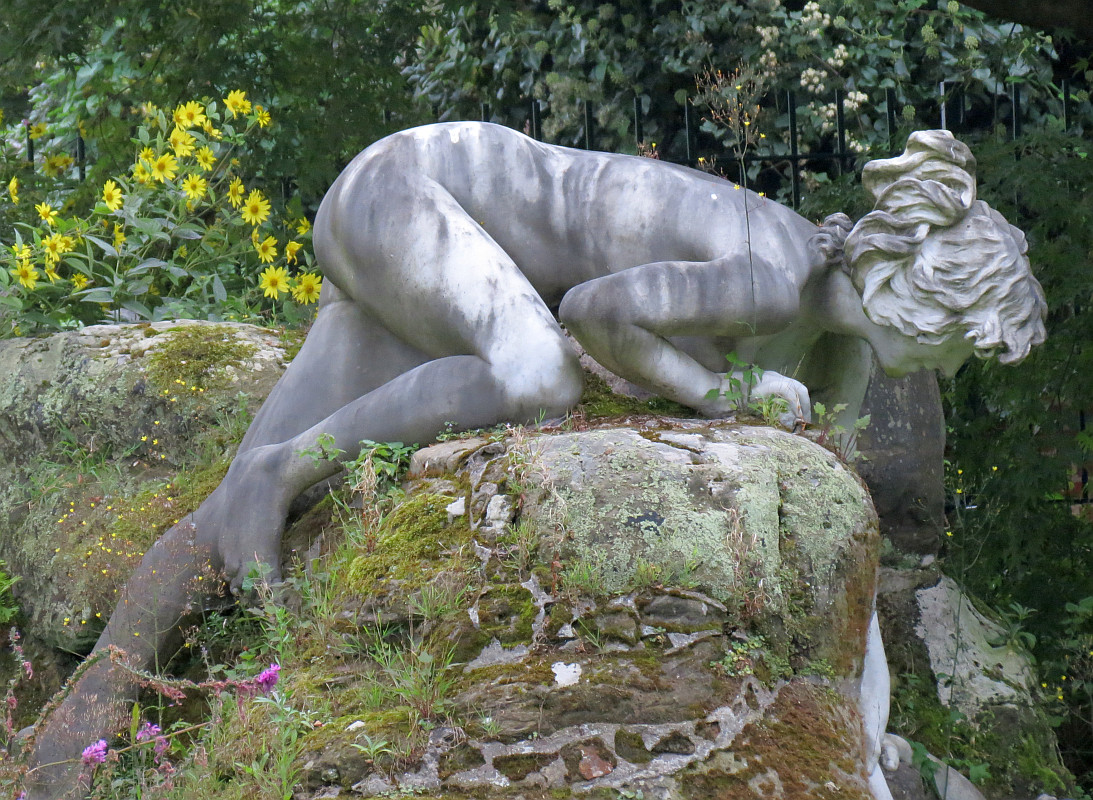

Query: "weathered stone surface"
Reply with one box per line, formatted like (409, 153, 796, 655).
(0, 322, 290, 654)
(301, 422, 886, 799)
(856, 360, 946, 556)
(915, 574, 1035, 713)
(519, 423, 879, 675)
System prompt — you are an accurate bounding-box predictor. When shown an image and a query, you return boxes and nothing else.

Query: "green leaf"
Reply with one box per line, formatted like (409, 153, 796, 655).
(84, 234, 118, 257)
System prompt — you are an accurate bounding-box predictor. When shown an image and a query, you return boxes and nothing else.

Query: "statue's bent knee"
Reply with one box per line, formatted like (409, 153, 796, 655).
(498, 344, 583, 422)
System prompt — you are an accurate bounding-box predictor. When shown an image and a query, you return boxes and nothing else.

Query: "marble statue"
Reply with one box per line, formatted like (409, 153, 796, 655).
(23, 123, 1045, 798)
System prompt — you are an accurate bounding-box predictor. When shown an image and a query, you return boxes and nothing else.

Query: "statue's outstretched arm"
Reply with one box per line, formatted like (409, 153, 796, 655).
(559, 256, 806, 418)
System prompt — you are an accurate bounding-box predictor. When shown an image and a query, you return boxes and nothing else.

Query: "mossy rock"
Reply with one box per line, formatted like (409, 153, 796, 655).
(0, 321, 291, 658)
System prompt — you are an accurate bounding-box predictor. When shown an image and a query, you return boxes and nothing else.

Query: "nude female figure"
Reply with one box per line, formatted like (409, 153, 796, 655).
(24, 123, 1045, 798)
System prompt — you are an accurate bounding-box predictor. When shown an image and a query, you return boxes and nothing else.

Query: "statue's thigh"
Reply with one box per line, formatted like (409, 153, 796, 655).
(320, 176, 567, 374)
(239, 284, 431, 451)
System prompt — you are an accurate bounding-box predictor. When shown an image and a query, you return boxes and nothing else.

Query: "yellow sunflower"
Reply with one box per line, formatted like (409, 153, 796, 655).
(181, 174, 207, 201)
(227, 177, 245, 208)
(43, 154, 74, 177)
(258, 265, 289, 298)
(195, 146, 216, 171)
(35, 202, 58, 225)
(8, 176, 18, 205)
(295, 217, 311, 235)
(169, 128, 195, 157)
(254, 235, 278, 264)
(173, 101, 207, 130)
(291, 272, 322, 304)
(102, 180, 123, 212)
(71, 273, 89, 290)
(224, 90, 252, 118)
(241, 189, 270, 226)
(150, 153, 178, 183)
(285, 240, 302, 264)
(255, 105, 271, 128)
(10, 261, 38, 289)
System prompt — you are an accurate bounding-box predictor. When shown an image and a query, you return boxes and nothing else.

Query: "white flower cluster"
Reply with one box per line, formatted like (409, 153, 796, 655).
(757, 25, 780, 47)
(800, 1, 832, 38)
(759, 50, 779, 74)
(826, 43, 849, 69)
(800, 67, 827, 95)
(818, 101, 837, 132)
(847, 138, 867, 154)
(844, 90, 868, 110)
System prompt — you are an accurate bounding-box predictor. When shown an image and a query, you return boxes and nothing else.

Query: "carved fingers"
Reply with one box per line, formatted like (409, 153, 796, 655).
(750, 371, 812, 429)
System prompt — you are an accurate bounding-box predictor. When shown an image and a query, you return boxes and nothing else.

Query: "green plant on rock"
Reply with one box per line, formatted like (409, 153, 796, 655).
(811, 401, 870, 462)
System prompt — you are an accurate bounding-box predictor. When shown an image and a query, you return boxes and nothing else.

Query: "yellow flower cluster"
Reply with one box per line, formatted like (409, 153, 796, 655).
(1, 90, 319, 322)
(259, 266, 322, 304)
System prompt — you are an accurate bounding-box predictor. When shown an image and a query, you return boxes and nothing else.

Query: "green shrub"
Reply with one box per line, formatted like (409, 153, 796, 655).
(0, 93, 321, 335)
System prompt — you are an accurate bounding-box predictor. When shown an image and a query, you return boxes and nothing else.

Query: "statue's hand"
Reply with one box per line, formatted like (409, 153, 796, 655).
(750, 370, 812, 430)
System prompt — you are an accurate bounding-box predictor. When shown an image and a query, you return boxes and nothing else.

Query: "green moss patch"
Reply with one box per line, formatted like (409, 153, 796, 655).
(681, 681, 872, 800)
(145, 324, 257, 391)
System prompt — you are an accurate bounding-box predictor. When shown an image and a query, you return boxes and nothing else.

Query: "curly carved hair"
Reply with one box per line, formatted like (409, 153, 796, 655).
(813, 130, 1046, 364)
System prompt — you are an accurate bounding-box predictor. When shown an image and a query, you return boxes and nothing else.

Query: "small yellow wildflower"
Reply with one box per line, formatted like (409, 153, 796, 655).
(35, 202, 58, 225)
(259, 265, 289, 298)
(8, 176, 17, 204)
(241, 189, 270, 226)
(44, 265, 59, 282)
(173, 100, 207, 130)
(169, 127, 196, 157)
(71, 273, 89, 290)
(150, 153, 178, 183)
(224, 90, 252, 118)
(254, 234, 278, 263)
(28, 122, 47, 140)
(176, 244, 188, 259)
(255, 105, 271, 127)
(43, 154, 74, 177)
(296, 217, 311, 235)
(102, 180, 123, 211)
(291, 272, 322, 304)
(285, 240, 302, 264)
(227, 177, 245, 207)
(113, 223, 126, 251)
(10, 262, 38, 290)
(139, 146, 156, 164)
(181, 173, 207, 201)
(195, 146, 216, 171)
(132, 163, 151, 184)
(202, 119, 222, 139)
(43, 233, 73, 265)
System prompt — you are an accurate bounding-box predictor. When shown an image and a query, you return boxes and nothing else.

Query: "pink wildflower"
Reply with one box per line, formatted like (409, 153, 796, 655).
(21, 660, 32, 679)
(255, 663, 280, 693)
(136, 722, 161, 741)
(81, 739, 108, 765)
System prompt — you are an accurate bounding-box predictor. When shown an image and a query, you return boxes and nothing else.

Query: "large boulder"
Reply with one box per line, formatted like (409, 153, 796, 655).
(0, 321, 292, 658)
(300, 421, 885, 798)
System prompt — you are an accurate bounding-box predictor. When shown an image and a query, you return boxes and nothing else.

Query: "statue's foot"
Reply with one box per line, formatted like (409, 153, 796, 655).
(194, 448, 295, 593)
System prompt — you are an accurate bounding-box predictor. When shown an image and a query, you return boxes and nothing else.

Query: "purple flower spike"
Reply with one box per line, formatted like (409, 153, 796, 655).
(255, 663, 280, 693)
(81, 739, 108, 765)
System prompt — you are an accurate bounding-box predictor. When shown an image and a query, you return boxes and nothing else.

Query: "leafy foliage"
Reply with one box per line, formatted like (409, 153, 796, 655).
(406, 0, 1064, 162)
(0, 94, 320, 334)
(0, 0, 433, 197)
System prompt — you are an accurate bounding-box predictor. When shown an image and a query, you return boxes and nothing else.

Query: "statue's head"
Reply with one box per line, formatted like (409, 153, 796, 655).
(827, 130, 1046, 368)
